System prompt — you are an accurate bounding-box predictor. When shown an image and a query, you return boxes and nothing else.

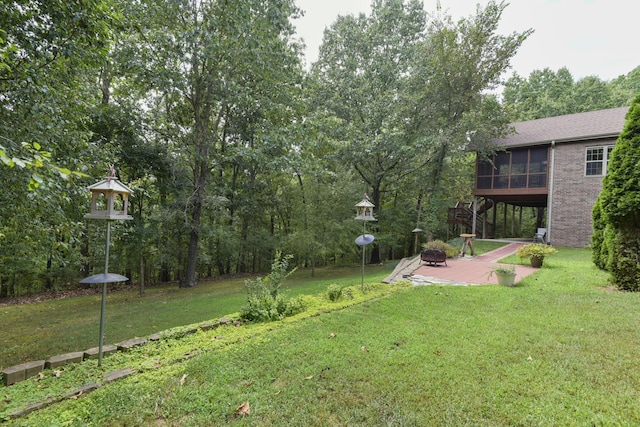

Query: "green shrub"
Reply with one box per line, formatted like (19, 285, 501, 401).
(422, 240, 458, 258)
(327, 284, 343, 301)
(344, 287, 354, 299)
(610, 230, 640, 292)
(240, 254, 306, 322)
(591, 198, 606, 269)
(595, 94, 640, 291)
(516, 243, 557, 259)
(240, 289, 307, 322)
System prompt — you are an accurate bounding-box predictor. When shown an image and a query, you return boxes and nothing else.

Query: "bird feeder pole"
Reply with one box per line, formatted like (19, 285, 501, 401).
(81, 166, 133, 367)
(355, 195, 376, 292)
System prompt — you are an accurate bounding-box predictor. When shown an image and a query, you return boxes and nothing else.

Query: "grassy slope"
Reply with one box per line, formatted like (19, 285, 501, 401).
(4, 247, 640, 426)
(0, 241, 497, 369)
(0, 266, 390, 369)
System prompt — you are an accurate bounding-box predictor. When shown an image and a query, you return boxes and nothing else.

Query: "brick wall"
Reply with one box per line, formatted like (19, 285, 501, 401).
(549, 138, 616, 247)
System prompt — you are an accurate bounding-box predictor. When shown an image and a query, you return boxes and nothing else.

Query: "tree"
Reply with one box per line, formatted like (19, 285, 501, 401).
(131, 0, 304, 287)
(609, 66, 640, 106)
(0, 0, 118, 296)
(571, 76, 617, 112)
(0, 0, 115, 182)
(404, 1, 530, 237)
(311, 1, 529, 261)
(502, 68, 575, 120)
(311, 0, 426, 263)
(503, 66, 639, 121)
(593, 94, 640, 291)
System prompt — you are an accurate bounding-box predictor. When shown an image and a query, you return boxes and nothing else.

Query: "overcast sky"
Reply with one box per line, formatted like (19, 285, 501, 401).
(293, 0, 638, 82)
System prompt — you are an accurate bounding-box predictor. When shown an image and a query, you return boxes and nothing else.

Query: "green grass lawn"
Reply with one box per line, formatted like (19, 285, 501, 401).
(0, 265, 390, 370)
(6, 244, 640, 425)
(0, 241, 500, 369)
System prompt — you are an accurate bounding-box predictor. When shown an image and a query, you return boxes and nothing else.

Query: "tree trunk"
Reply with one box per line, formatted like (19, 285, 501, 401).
(369, 185, 382, 264)
(180, 81, 220, 287)
(45, 254, 53, 290)
(139, 255, 145, 295)
(181, 195, 202, 288)
(0, 276, 7, 298)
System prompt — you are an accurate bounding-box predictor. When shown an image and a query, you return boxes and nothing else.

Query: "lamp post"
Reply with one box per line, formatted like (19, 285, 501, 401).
(412, 227, 423, 255)
(81, 167, 133, 367)
(355, 196, 376, 291)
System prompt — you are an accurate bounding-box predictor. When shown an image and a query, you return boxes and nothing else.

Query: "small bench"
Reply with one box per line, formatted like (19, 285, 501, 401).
(420, 249, 447, 267)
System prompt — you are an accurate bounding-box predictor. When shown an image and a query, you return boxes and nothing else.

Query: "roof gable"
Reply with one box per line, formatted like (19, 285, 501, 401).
(493, 107, 629, 147)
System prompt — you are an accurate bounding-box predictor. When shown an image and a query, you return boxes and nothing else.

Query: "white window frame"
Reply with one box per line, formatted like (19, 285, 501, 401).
(585, 145, 614, 176)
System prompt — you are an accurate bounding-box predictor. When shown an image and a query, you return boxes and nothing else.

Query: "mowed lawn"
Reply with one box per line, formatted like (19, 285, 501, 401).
(0, 266, 391, 369)
(4, 247, 640, 425)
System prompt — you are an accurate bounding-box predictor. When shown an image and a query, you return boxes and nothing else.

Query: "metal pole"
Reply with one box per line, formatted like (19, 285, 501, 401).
(361, 221, 366, 292)
(98, 220, 111, 367)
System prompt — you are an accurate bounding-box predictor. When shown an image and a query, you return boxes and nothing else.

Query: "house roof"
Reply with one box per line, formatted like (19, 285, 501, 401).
(493, 106, 629, 147)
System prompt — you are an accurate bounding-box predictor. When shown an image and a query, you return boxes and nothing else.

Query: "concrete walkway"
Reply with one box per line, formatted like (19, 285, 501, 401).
(385, 242, 538, 286)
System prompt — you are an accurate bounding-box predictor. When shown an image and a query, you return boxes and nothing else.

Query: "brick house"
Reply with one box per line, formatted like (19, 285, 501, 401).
(456, 107, 628, 247)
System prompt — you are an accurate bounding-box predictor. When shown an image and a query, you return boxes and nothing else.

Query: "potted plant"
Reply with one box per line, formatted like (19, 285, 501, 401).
(516, 243, 557, 268)
(488, 264, 517, 287)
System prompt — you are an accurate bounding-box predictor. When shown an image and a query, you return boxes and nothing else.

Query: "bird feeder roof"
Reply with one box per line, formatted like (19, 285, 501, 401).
(355, 199, 375, 208)
(87, 178, 133, 194)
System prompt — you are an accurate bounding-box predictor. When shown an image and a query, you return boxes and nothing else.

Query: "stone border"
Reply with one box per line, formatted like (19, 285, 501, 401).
(7, 368, 136, 419)
(2, 316, 234, 386)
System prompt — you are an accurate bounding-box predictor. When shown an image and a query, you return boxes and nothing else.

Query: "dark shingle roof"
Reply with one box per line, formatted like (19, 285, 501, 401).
(493, 107, 629, 147)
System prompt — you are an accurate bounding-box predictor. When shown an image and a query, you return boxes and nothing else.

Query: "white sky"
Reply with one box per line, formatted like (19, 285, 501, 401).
(293, 0, 639, 82)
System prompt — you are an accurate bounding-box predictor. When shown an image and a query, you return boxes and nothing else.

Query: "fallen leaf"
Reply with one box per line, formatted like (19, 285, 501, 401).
(179, 373, 188, 386)
(361, 346, 369, 352)
(243, 380, 254, 387)
(235, 401, 251, 417)
(305, 375, 314, 380)
(212, 335, 224, 341)
(34, 372, 45, 382)
(435, 350, 442, 356)
(53, 370, 63, 378)
(527, 356, 533, 361)
(328, 333, 337, 338)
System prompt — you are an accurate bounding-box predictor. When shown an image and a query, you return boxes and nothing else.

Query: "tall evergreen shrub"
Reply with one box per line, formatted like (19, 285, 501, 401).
(594, 94, 640, 291)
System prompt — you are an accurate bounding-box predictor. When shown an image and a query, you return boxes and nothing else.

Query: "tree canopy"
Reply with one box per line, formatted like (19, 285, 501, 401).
(503, 66, 640, 121)
(1, 0, 637, 298)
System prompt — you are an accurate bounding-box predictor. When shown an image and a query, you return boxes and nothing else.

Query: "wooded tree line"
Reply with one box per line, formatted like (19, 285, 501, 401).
(1, 0, 637, 297)
(503, 66, 640, 121)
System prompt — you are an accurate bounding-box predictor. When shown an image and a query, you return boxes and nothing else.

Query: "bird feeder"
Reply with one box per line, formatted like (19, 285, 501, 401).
(81, 166, 133, 367)
(354, 196, 376, 292)
(355, 198, 376, 221)
(85, 167, 133, 221)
